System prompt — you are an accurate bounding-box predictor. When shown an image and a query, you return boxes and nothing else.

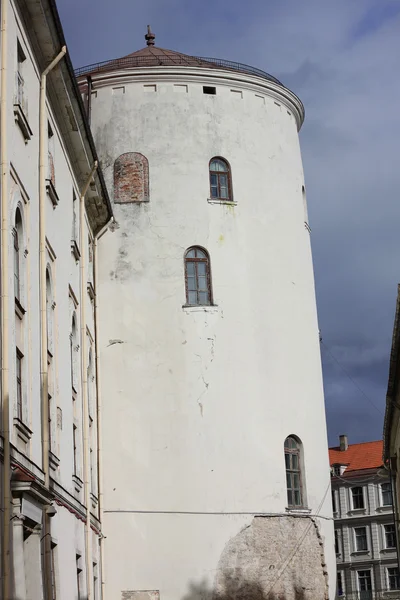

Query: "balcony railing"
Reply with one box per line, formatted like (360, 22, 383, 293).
(74, 54, 283, 86)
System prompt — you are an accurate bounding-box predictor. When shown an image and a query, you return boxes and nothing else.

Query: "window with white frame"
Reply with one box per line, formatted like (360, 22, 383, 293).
(357, 570, 372, 594)
(381, 482, 393, 506)
(387, 567, 400, 591)
(354, 526, 368, 552)
(351, 486, 365, 509)
(384, 524, 396, 549)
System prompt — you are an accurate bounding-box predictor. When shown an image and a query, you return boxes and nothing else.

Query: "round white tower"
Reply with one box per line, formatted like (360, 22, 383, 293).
(78, 28, 335, 600)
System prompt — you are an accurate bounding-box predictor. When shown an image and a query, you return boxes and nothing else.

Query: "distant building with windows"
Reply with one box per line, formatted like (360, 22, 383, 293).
(330, 436, 399, 599)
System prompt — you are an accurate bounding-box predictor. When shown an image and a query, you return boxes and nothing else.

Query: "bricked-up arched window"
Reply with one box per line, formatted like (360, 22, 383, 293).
(114, 152, 149, 203)
(284, 436, 304, 508)
(209, 157, 232, 200)
(184, 247, 212, 306)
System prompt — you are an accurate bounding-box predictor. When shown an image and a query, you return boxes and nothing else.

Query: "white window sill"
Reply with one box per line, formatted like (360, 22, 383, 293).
(350, 550, 369, 556)
(285, 507, 311, 515)
(182, 304, 219, 313)
(381, 547, 396, 553)
(376, 505, 392, 513)
(207, 198, 237, 206)
(347, 508, 366, 516)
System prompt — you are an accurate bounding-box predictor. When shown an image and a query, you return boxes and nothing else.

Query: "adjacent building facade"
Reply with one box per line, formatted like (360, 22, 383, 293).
(330, 436, 399, 599)
(77, 29, 335, 600)
(0, 0, 112, 598)
(384, 286, 400, 594)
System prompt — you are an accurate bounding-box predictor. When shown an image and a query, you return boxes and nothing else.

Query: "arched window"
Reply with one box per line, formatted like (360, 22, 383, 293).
(184, 247, 212, 306)
(209, 157, 231, 200)
(13, 208, 23, 302)
(114, 152, 149, 203)
(284, 436, 304, 508)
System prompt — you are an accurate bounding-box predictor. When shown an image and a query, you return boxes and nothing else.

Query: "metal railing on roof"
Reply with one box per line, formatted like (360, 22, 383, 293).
(74, 54, 283, 86)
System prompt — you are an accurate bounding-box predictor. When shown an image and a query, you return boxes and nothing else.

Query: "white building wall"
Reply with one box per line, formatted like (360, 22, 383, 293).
(89, 67, 335, 599)
(1, 1, 106, 598)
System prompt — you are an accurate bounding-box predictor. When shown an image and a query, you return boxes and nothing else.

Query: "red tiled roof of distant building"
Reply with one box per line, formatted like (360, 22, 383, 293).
(329, 440, 383, 472)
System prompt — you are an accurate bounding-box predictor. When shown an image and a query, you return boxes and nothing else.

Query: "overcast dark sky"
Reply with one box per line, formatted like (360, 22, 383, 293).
(57, 0, 400, 447)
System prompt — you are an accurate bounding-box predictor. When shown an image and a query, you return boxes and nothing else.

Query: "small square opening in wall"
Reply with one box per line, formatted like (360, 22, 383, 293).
(203, 86, 216, 95)
(174, 84, 188, 93)
(230, 89, 243, 99)
(143, 84, 157, 93)
(112, 86, 125, 95)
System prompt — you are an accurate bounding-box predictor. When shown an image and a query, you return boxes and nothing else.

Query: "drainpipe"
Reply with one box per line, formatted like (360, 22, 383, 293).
(80, 161, 98, 600)
(1, 0, 10, 595)
(39, 45, 66, 600)
(93, 217, 113, 600)
(86, 76, 92, 125)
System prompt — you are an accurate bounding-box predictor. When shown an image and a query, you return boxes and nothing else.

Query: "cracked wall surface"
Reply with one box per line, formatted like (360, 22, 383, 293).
(214, 517, 329, 600)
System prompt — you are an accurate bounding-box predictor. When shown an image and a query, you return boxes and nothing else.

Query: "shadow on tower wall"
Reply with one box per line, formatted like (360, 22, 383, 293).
(182, 573, 307, 600)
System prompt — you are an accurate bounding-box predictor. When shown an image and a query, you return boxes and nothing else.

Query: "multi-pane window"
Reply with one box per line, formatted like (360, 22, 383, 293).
(335, 530, 340, 554)
(354, 526, 368, 551)
(16, 41, 26, 107)
(50, 542, 57, 599)
(13, 208, 23, 302)
(73, 423, 78, 476)
(184, 247, 212, 306)
(16, 349, 23, 420)
(388, 567, 400, 590)
(351, 486, 364, 509)
(332, 490, 337, 513)
(357, 570, 372, 597)
(209, 157, 231, 200)
(13, 229, 20, 300)
(76, 554, 82, 600)
(381, 482, 393, 506)
(284, 436, 303, 508)
(384, 524, 396, 549)
(337, 572, 344, 597)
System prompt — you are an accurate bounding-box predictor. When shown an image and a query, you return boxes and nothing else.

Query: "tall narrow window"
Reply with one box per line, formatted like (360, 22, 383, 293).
(209, 157, 231, 200)
(48, 123, 55, 186)
(73, 423, 78, 476)
(351, 486, 365, 509)
(354, 526, 368, 551)
(184, 247, 212, 306)
(13, 208, 22, 302)
(16, 349, 23, 420)
(76, 554, 82, 600)
(284, 436, 304, 508)
(357, 570, 372, 596)
(50, 542, 57, 599)
(337, 572, 344, 597)
(46, 269, 53, 355)
(384, 524, 396, 549)
(388, 567, 400, 590)
(16, 41, 26, 108)
(71, 315, 77, 392)
(381, 482, 393, 506)
(335, 530, 340, 554)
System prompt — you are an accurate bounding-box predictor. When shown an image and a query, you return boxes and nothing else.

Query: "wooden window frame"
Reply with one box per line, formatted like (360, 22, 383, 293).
(184, 247, 212, 306)
(284, 436, 304, 508)
(209, 157, 232, 201)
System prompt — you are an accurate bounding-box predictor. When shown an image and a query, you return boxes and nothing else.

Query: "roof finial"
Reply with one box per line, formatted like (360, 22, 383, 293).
(145, 25, 155, 47)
